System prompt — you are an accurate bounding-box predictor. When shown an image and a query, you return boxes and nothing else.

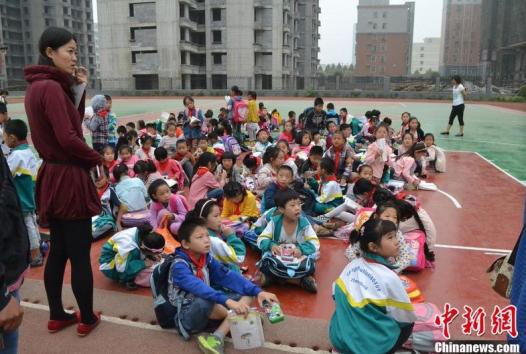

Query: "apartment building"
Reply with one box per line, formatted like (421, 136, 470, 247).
(411, 37, 440, 74)
(97, 0, 321, 91)
(0, 0, 96, 88)
(355, 0, 415, 77)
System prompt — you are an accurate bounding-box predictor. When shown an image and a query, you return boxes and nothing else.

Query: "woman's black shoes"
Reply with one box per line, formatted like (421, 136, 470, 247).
(440, 131, 449, 135)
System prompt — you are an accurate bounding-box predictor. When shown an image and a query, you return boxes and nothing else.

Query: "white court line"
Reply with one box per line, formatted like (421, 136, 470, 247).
(484, 252, 509, 256)
(473, 152, 525, 187)
(399, 102, 408, 108)
(436, 188, 462, 208)
(436, 138, 523, 147)
(21, 302, 330, 354)
(435, 243, 511, 253)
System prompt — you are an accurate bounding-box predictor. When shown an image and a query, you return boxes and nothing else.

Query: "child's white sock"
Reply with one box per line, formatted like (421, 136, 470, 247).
(213, 330, 225, 341)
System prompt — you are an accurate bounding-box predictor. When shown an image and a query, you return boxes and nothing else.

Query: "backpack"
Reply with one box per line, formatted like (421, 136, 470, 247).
(403, 302, 446, 352)
(404, 230, 426, 272)
(150, 254, 192, 340)
(121, 209, 151, 228)
(232, 99, 248, 124)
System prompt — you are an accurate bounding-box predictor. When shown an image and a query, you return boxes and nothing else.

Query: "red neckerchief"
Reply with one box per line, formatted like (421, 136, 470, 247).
(183, 249, 206, 281)
(333, 146, 342, 174)
(197, 166, 209, 177)
(103, 160, 116, 170)
(97, 183, 109, 199)
(98, 109, 109, 119)
(284, 154, 291, 161)
(158, 160, 170, 173)
(233, 198, 243, 215)
(142, 146, 151, 155)
(283, 131, 293, 142)
(174, 152, 185, 161)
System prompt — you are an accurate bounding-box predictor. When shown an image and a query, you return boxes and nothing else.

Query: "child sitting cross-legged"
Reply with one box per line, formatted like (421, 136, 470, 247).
(221, 181, 260, 221)
(257, 189, 320, 293)
(329, 218, 416, 354)
(113, 163, 149, 230)
(148, 179, 188, 236)
(189, 198, 247, 272)
(171, 217, 279, 354)
(188, 152, 227, 209)
(312, 157, 344, 215)
(99, 226, 165, 290)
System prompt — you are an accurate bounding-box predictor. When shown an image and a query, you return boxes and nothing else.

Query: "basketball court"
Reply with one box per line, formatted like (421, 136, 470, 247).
(10, 97, 526, 353)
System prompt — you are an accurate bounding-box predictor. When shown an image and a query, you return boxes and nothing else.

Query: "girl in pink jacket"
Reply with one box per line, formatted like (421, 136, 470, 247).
(364, 124, 393, 183)
(188, 152, 227, 208)
(148, 179, 188, 235)
(392, 142, 427, 188)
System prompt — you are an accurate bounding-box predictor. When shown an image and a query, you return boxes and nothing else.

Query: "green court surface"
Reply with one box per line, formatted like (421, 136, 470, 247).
(7, 97, 526, 181)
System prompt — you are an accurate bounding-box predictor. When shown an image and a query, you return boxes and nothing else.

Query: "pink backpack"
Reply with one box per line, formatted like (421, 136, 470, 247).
(404, 230, 426, 272)
(403, 302, 446, 352)
(232, 99, 248, 123)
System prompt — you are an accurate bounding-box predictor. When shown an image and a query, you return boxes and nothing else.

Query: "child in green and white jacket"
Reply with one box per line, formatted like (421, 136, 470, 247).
(99, 227, 165, 289)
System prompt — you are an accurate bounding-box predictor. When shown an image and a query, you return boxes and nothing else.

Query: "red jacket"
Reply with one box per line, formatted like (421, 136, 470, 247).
(24, 65, 102, 223)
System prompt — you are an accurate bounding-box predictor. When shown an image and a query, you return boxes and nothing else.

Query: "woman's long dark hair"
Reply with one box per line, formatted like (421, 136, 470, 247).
(38, 27, 77, 66)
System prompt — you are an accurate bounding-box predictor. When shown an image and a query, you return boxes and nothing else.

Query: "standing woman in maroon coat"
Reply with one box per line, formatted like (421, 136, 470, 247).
(24, 27, 102, 336)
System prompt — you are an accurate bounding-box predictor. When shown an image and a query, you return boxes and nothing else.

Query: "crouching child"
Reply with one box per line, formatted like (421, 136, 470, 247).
(168, 217, 278, 354)
(257, 189, 320, 293)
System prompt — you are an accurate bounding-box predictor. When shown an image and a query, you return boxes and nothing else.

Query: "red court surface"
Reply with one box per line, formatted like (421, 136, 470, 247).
(25, 151, 525, 342)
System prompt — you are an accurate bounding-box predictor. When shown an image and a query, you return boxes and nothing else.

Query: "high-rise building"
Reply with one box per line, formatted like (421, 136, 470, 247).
(480, 0, 526, 86)
(0, 0, 96, 89)
(411, 37, 440, 75)
(439, 0, 482, 78)
(97, 0, 320, 91)
(355, 0, 415, 77)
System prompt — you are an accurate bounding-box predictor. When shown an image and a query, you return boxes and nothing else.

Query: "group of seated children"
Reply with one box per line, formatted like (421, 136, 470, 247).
(85, 93, 443, 354)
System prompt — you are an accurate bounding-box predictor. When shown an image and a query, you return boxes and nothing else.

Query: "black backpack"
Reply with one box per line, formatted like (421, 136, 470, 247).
(292, 180, 317, 216)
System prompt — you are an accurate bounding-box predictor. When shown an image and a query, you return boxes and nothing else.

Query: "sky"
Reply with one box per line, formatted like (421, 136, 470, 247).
(319, 0, 443, 65)
(92, 0, 443, 65)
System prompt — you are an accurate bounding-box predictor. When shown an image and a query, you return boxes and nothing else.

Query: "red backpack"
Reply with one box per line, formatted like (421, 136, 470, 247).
(232, 98, 248, 124)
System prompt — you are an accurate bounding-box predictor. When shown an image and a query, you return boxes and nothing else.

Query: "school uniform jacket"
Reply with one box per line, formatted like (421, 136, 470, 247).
(6, 144, 39, 213)
(99, 228, 145, 283)
(329, 254, 416, 354)
(257, 213, 320, 257)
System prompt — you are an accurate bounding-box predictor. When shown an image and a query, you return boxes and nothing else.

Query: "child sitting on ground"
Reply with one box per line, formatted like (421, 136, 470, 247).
(101, 145, 117, 181)
(135, 135, 156, 161)
(394, 112, 411, 143)
(3, 119, 42, 266)
(146, 123, 162, 147)
(312, 157, 344, 215)
(174, 140, 195, 180)
(257, 189, 320, 293)
(159, 122, 181, 155)
(189, 198, 247, 271)
(329, 218, 415, 354)
(99, 226, 165, 289)
(393, 142, 428, 190)
(154, 147, 186, 189)
(312, 131, 326, 151)
(188, 152, 227, 208)
(423, 133, 446, 173)
(345, 202, 411, 273)
(364, 124, 393, 184)
(92, 166, 120, 240)
(397, 132, 415, 156)
(148, 179, 188, 236)
(113, 163, 149, 230)
(126, 130, 140, 153)
(221, 181, 260, 221)
(262, 165, 294, 212)
(214, 151, 242, 184)
(325, 121, 338, 150)
(254, 146, 284, 197)
(278, 120, 295, 144)
(117, 145, 139, 177)
(254, 129, 272, 155)
(170, 217, 278, 353)
(133, 159, 162, 190)
(323, 131, 356, 181)
(291, 130, 313, 160)
(405, 117, 424, 142)
(276, 139, 298, 178)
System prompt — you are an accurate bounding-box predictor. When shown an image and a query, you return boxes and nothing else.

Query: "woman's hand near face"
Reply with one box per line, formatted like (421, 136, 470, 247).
(74, 66, 88, 85)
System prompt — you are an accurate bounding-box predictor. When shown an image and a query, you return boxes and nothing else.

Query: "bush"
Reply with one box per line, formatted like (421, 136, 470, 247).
(304, 88, 319, 97)
(517, 85, 526, 98)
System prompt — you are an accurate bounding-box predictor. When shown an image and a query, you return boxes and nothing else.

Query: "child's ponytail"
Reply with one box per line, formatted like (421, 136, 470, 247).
(357, 218, 397, 254)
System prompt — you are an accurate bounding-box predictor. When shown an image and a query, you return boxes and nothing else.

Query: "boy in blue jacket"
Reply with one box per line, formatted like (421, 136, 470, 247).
(172, 217, 278, 354)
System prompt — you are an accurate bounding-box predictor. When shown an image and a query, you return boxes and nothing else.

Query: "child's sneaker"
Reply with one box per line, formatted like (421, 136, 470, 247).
(197, 334, 225, 354)
(300, 276, 318, 293)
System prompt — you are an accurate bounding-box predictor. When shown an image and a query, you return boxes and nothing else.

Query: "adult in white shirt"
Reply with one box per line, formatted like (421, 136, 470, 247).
(441, 75, 467, 137)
